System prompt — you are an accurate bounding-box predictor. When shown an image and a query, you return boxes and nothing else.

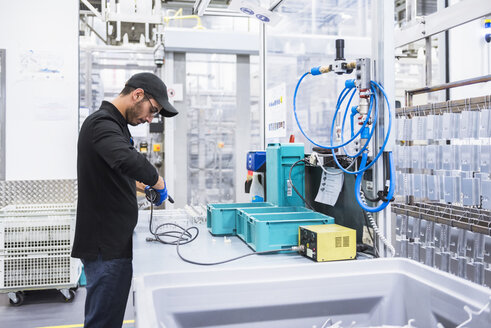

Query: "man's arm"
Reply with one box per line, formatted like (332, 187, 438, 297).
(152, 176, 165, 190)
(136, 176, 165, 193)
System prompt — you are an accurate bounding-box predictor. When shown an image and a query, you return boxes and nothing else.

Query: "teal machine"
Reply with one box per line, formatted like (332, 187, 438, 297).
(266, 143, 305, 207)
(207, 143, 335, 252)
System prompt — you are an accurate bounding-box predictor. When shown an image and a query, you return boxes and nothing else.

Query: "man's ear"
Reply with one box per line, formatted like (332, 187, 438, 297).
(132, 88, 144, 101)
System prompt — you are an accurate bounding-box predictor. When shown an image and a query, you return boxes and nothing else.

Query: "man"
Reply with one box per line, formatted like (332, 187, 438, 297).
(71, 72, 178, 328)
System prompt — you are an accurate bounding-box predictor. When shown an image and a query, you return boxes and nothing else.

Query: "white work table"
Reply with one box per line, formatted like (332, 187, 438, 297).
(132, 209, 316, 276)
(130, 210, 491, 328)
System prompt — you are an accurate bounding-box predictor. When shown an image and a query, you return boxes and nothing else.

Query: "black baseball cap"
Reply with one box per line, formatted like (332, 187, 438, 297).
(125, 72, 178, 117)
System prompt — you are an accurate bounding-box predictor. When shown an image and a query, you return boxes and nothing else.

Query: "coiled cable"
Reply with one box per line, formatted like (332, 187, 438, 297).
(360, 190, 395, 256)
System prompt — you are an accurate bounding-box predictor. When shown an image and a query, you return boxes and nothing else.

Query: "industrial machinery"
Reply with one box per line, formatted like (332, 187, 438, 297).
(299, 224, 356, 262)
(293, 39, 395, 257)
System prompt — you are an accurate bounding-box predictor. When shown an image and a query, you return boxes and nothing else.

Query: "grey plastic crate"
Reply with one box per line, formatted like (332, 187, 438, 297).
(133, 258, 491, 328)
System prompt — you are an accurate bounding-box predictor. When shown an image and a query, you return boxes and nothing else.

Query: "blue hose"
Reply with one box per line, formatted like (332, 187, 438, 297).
(355, 151, 395, 212)
(293, 74, 373, 149)
(330, 81, 392, 175)
(292, 70, 395, 212)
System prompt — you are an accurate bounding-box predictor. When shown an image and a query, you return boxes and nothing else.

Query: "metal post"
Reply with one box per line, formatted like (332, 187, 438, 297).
(85, 50, 92, 111)
(425, 37, 432, 87)
(259, 23, 266, 149)
(235, 55, 251, 202)
(170, 52, 187, 208)
(0, 49, 5, 181)
(372, 0, 395, 257)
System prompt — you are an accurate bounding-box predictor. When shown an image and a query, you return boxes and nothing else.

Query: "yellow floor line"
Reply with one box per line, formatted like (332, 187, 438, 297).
(36, 319, 135, 328)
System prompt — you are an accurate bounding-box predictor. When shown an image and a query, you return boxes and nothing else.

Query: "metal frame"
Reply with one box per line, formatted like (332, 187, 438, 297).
(0, 49, 5, 181)
(235, 55, 251, 202)
(163, 29, 259, 55)
(193, 0, 212, 16)
(393, 203, 491, 236)
(79, 0, 162, 44)
(259, 23, 266, 149)
(397, 94, 491, 116)
(394, 0, 491, 48)
(405, 74, 491, 106)
(169, 52, 187, 209)
(372, 0, 396, 257)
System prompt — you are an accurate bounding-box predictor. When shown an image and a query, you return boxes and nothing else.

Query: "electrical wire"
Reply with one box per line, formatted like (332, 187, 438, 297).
(289, 159, 315, 209)
(146, 195, 199, 245)
(312, 152, 344, 175)
(146, 192, 302, 265)
(175, 227, 300, 266)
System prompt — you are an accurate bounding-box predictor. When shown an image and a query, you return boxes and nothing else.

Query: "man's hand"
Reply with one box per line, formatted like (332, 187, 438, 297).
(145, 184, 167, 206)
(136, 181, 147, 193)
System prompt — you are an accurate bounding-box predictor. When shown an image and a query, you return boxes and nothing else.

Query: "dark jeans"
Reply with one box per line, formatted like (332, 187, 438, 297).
(81, 255, 133, 328)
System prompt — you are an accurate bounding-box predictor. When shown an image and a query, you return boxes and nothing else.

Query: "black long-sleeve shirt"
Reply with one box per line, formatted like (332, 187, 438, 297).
(71, 101, 158, 260)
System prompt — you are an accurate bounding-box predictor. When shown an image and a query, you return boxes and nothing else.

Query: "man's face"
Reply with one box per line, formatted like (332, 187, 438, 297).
(126, 94, 160, 126)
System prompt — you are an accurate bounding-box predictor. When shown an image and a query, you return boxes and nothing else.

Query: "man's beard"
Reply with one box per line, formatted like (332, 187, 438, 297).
(126, 99, 145, 126)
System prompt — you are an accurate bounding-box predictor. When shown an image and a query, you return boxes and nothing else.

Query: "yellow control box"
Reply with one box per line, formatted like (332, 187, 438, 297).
(298, 224, 356, 262)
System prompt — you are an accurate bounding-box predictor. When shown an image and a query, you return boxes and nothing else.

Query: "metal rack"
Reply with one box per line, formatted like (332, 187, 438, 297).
(0, 203, 81, 306)
(394, 93, 491, 208)
(392, 202, 491, 286)
(398, 93, 491, 117)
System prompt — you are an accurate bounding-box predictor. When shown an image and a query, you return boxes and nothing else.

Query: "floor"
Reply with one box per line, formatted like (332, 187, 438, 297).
(0, 287, 135, 328)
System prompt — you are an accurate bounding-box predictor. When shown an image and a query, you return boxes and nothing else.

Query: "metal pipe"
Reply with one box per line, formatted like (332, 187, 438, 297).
(405, 74, 491, 106)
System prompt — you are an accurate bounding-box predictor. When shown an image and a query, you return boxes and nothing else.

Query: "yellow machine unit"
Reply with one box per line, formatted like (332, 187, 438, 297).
(298, 224, 356, 262)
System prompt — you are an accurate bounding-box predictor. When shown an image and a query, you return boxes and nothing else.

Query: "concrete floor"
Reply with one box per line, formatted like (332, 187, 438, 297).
(0, 287, 135, 328)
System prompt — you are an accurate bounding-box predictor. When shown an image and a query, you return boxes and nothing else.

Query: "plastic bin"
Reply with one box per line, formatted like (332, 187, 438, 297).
(244, 212, 334, 252)
(133, 258, 491, 328)
(236, 206, 312, 242)
(206, 202, 275, 235)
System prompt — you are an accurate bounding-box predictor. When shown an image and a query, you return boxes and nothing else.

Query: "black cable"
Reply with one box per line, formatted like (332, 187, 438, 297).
(289, 159, 315, 210)
(146, 194, 199, 245)
(176, 227, 298, 265)
(146, 192, 300, 265)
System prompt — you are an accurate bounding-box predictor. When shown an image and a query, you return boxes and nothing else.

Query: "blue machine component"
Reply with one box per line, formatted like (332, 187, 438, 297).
(266, 143, 305, 207)
(345, 79, 356, 89)
(310, 66, 322, 75)
(246, 151, 266, 172)
(361, 125, 370, 139)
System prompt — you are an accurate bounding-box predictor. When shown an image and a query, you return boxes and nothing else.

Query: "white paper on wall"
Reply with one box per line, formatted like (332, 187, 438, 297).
(265, 83, 287, 139)
(315, 168, 344, 206)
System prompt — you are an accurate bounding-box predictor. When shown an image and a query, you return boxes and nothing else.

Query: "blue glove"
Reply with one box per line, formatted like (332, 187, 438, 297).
(145, 185, 168, 206)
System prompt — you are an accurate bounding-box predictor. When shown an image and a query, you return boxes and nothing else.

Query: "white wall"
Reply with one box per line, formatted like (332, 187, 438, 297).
(449, 18, 491, 99)
(0, 0, 78, 180)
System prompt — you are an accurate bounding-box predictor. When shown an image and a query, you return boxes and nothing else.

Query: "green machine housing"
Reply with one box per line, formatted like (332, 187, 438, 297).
(266, 143, 305, 206)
